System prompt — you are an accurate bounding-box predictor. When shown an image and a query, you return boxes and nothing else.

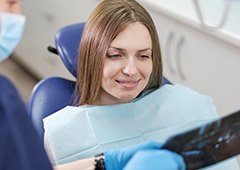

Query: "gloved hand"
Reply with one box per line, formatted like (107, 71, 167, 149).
(124, 149, 186, 170)
(104, 141, 162, 170)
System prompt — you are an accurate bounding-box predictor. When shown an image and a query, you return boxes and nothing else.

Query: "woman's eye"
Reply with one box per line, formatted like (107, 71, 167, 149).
(139, 55, 150, 60)
(107, 54, 121, 59)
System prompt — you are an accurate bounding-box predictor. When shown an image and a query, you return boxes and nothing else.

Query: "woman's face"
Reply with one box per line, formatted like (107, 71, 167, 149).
(99, 22, 153, 105)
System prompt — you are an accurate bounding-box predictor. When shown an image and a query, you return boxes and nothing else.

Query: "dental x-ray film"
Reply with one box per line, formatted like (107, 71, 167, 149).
(163, 109, 240, 170)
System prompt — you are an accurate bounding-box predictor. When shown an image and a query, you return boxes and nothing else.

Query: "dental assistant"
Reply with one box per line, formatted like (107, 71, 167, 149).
(0, 0, 53, 169)
(0, 0, 25, 61)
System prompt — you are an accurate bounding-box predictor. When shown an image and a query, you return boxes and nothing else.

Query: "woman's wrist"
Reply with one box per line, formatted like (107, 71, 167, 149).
(54, 157, 95, 170)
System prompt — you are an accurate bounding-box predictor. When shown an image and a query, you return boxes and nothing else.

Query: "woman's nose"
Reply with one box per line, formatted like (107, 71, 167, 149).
(122, 59, 138, 77)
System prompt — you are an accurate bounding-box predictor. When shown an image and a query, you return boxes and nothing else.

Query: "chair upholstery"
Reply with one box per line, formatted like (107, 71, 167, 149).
(28, 22, 85, 139)
(28, 77, 75, 138)
(28, 22, 171, 140)
(55, 23, 85, 77)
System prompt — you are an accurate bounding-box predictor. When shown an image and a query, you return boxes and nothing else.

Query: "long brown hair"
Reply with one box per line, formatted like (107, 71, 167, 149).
(74, 0, 162, 106)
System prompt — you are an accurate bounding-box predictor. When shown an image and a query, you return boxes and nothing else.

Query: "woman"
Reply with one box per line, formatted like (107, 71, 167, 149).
(74, 0, 161, 106)
(44, 0, 239, 170)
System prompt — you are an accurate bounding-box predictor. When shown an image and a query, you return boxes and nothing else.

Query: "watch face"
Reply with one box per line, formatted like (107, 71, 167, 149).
(163, 110, 240, 170)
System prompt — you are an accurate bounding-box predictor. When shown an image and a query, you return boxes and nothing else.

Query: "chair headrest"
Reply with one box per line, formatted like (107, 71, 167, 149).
(55, 22, 85, 77)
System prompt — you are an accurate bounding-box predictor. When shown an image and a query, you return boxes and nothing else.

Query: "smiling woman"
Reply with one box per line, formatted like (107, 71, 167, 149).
(100, 22, 153, 105)
(75, 0, 162, 106)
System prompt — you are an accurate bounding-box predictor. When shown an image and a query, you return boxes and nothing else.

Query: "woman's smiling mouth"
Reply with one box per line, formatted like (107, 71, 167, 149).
(115, 79, 140, 89)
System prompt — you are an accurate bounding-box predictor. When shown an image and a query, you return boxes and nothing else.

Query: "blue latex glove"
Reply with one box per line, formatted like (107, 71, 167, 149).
(124, 149, 186, 170)
(104, 141, 162, 170)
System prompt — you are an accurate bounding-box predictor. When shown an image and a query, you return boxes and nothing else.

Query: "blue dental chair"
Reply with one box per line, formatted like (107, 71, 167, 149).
(28, 22, 85, 140)
(28, 22, 171, 140)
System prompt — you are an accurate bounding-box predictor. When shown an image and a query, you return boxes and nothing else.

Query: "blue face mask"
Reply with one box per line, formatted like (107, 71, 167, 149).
(0, 13, 26, 62)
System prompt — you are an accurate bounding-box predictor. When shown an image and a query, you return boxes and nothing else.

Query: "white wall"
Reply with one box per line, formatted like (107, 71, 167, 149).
(14, 0, 98, 79)
(15, 0, 240, 79)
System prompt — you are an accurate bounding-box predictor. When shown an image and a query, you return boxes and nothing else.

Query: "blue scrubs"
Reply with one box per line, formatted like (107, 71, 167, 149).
(0, 75, 52, 170)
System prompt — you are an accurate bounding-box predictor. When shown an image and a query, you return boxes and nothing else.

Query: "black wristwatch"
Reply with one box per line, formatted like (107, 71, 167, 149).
(94, 153, 106, 170)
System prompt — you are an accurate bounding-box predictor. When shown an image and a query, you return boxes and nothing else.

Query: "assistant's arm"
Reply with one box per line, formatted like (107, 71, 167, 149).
(46, 141, 163, 170)
(53, 147, 186, 170)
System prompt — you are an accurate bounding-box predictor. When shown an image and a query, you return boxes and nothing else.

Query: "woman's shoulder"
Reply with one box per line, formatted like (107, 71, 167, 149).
(137, 84, 208, 101)
(140, 84, 219, 120)
(156, 84, 201, 94)
(159, 84, 213, 103)
(147, 84, 211, 99)
(166, 84, 219, 119)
